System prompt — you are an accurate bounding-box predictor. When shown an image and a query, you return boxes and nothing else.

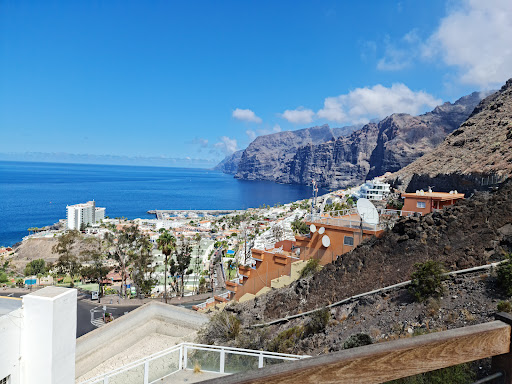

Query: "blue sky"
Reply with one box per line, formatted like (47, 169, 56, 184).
(1, 0, 511, 167)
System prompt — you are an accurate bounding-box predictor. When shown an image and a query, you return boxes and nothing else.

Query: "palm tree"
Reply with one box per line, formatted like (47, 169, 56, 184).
(157, 229, 176, 303)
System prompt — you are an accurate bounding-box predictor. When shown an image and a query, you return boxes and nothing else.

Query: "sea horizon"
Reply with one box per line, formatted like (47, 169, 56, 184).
(0, 160, 324, 247)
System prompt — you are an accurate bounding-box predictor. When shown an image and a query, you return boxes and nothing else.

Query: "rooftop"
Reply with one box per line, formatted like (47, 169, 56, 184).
(402, 191, 465, 200)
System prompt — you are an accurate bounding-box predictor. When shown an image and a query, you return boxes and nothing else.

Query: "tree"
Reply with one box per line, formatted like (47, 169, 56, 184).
(52, 230, 80, 287)
(80, 236, 110, 302)
(291, 217, 309, 235)
(24, 259, 46, 276)
(105, 224, 140, 298)
(193, 233, 203, 294)
(130, 233, 156, 298)
(170, 236, 192, 297)
(272, 224, 284, 244)
(157, 229, 176, 303)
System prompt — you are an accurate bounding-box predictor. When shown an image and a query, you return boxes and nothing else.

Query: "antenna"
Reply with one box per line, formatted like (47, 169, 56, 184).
(310, 224, 317, 233)
(318, 227, 325, 234)
(322, 235, 331, 247)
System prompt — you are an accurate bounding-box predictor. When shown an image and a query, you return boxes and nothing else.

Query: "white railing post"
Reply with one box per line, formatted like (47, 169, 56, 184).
(258, 353, 264, 368)
(183, 345, 188, 370)
(220, 347, 225, 374)
(179, 344, 183, 370)
(144, 361, 149, 384)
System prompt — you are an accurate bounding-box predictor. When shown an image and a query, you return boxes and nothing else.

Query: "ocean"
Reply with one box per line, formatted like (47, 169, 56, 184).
(0, 161, 321, 247)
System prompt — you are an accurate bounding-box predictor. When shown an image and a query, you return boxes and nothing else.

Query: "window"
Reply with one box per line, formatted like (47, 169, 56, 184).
(344, 236, 354, 246)
(417, 201, 426, 209)
(1, 376, 10, 384)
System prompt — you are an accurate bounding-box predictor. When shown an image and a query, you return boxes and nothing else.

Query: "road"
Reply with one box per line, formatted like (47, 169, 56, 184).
(1, 291, 141, 338)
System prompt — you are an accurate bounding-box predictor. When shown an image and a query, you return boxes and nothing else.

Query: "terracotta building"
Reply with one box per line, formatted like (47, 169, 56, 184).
(401, 190, 465, 215)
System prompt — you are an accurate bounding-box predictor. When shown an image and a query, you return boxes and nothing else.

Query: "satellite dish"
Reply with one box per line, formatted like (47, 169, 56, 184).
(322, 235, 331, 247)
(357, 198, 379, 225)
(310, 224, 317, 233)
(318, 227, 325, 234)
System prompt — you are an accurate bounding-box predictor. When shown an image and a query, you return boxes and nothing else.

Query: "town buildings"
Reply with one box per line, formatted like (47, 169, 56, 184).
(66, 201, 106, 230)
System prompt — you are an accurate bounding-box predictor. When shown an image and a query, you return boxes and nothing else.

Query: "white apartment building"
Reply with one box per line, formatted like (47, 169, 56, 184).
(358, 179, 391, 201)
(66, 201, 106, 230)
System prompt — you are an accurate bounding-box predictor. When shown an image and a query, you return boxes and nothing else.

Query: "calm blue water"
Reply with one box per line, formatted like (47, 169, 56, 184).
(0, 161, 320, 247)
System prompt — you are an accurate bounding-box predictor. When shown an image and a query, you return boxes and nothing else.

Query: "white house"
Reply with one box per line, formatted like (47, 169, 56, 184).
(66, 201, 106, 230)
(357, 179, 391, 201)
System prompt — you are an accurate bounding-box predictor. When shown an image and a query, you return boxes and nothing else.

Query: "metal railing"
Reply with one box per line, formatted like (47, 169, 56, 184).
(79, 342, 308, 384)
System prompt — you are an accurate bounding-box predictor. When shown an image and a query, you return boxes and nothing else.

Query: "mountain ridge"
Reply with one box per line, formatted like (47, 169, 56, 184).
(221, 91, 482, 188)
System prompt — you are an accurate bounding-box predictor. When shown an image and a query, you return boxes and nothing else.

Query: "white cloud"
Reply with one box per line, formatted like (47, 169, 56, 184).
(281, 107, 315, 124)
(191, 137, 209, 148)
(232, 108, 262, 123)
(317, 83, 442, 124)
(272, 124, 281, 132)
(423, 0, 512, 88)
(376, 32, 419, 71)
(245, 130, 257, 141)
(214, 136, 238, 155)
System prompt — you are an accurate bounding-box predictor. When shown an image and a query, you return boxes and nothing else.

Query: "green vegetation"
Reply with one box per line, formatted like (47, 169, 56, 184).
(0, 271, 8, 283)
(267, 326, 304, 353)
(300, 258, 321, 278)
(408, 261, 446, 302)
(53, 230, 81, 287)
(207, 311, 241, 341)
(385, 363, 475, 384)
(304, 308, 330, 336)
(24, 258, 46, 276)
(170, 236, 192, 297)
(157, 229, 176, 303)
(342, 333, 373, 349)
(497, 300, 512, 313)
(497, 255, 512, 296)
(291, 217, 309, 235)
(387, 199, 404, 210)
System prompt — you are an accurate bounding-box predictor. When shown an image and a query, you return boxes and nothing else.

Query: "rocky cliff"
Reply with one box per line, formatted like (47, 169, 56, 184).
(213, 150, 243, 175)
(391, 79, 512, 192)
(235, 125, 336, 181)
(232, 92, 482, 188)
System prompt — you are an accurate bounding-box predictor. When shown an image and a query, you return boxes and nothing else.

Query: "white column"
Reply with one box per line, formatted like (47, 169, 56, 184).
(22, 287, 77, 384)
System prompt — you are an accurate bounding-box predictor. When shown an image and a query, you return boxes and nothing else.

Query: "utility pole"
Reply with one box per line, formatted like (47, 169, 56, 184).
(311, 180, 318, 215)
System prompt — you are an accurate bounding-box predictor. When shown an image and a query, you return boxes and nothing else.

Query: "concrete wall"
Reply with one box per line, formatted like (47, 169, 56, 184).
(0, 308, 22, 384)
(22, 287, 77, 384)
(75, 302, 208, 379)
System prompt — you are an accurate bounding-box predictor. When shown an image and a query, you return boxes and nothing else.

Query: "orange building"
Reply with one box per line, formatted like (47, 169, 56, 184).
(227, 213, 385, 301)
(401, 190, 465, 215)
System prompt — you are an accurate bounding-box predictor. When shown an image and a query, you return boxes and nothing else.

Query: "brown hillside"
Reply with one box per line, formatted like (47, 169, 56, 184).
(392, 79, 512, 190)
(232, 180, 512, 323)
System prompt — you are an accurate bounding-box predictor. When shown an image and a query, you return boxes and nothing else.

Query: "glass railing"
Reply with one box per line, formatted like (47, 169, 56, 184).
(79, 342, 308, 384)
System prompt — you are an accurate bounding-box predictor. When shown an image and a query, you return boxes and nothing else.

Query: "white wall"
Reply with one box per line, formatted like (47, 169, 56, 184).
(0, 308, 22, 384)
(22, 287, 77, 384)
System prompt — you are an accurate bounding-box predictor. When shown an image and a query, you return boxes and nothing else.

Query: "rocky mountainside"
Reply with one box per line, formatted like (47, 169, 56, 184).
(232, 92, 482, 188)
(213, 150, 243, 175)
(235, 125, 336, 181)
(391, 79, 512, 192)
(200, 181, 512, 358)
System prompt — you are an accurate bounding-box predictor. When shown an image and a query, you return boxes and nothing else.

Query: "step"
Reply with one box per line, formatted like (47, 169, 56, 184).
(271, 275, 293, 289)
(255, 286, 272, 297)
(238, 293, 256, 303)
(214, 295, 229, 303)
